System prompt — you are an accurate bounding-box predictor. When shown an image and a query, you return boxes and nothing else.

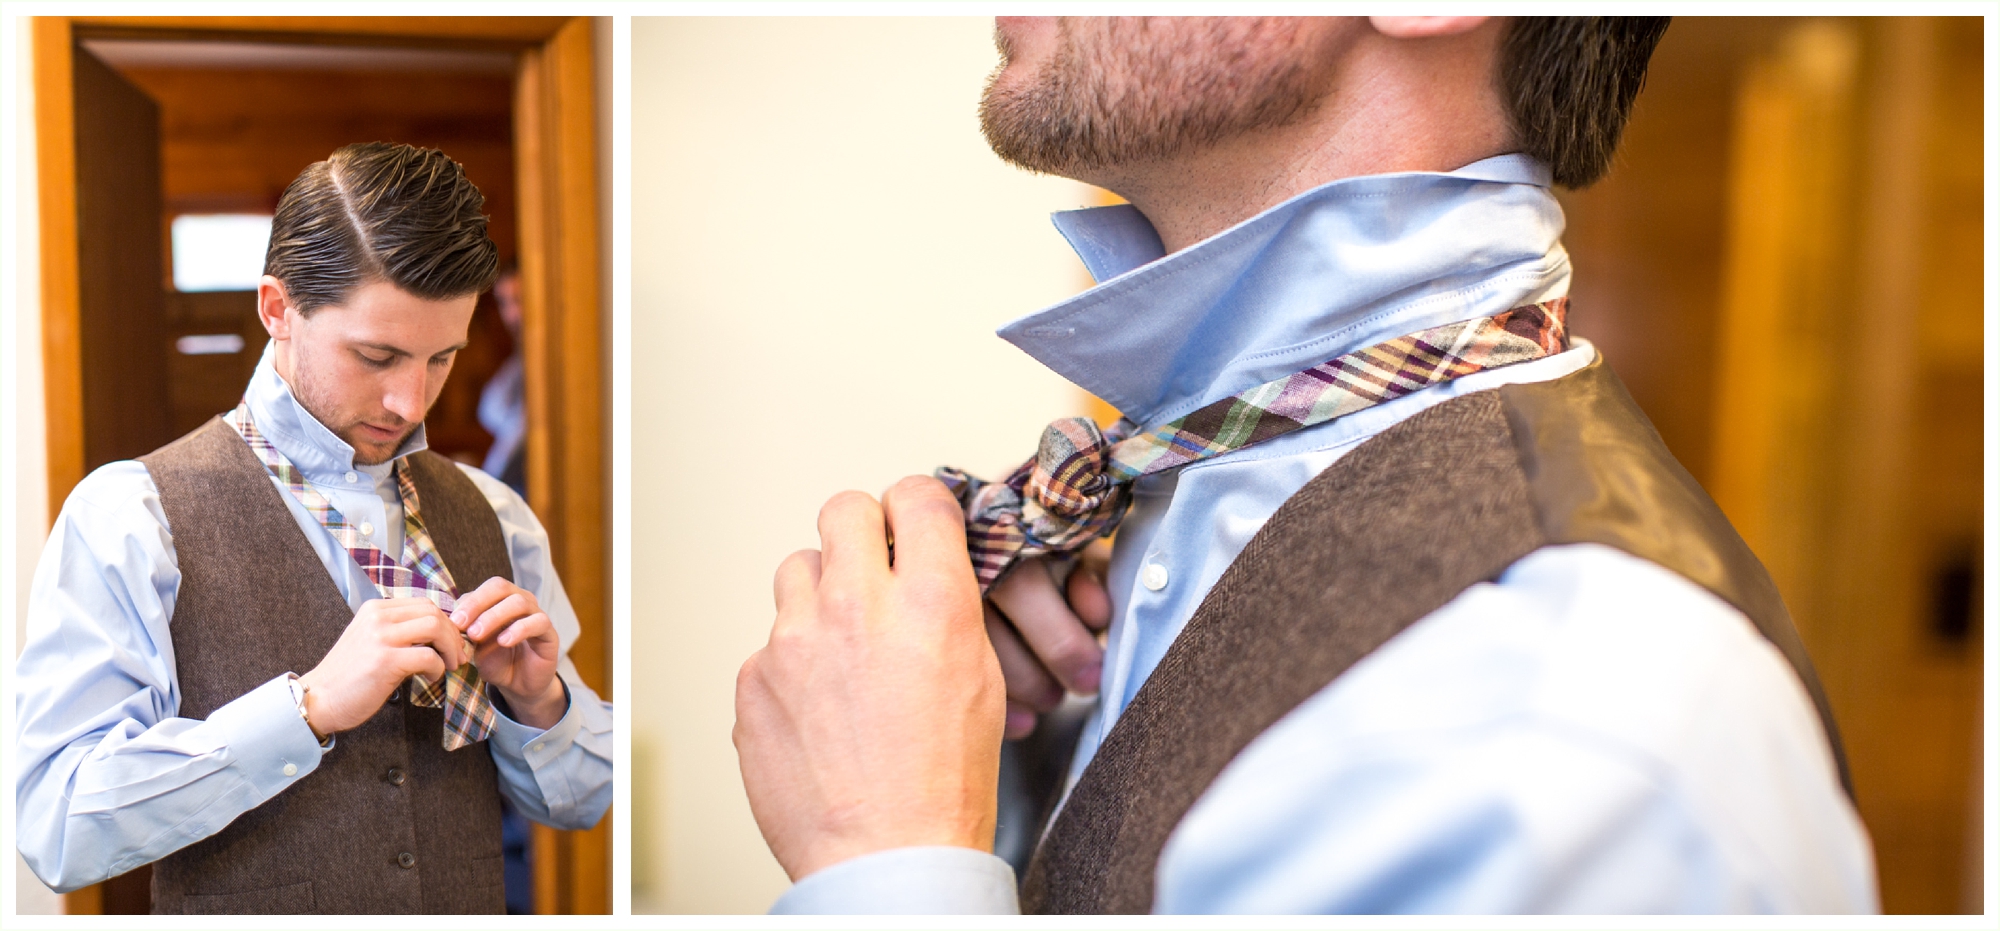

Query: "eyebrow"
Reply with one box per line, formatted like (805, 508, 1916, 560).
(354, 340, 470, 358)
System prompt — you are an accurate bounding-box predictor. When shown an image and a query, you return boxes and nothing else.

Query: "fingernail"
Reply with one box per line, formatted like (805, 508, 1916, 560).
(1006, 708, 1036, 735)
(1077, 662, 1102, 695)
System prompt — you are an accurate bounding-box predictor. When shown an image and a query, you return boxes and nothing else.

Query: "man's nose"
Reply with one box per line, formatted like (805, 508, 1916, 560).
(384, 365, 430, 423)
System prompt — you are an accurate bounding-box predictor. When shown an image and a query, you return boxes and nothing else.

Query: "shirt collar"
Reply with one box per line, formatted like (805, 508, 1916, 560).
(1001, 153, 1569, 426)
(243, 340, 430, 484)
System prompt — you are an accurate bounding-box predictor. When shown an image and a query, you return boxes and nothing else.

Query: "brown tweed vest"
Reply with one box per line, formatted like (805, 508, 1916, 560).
(139, 417, 513, 915)
(1020, 356, 1849, 914)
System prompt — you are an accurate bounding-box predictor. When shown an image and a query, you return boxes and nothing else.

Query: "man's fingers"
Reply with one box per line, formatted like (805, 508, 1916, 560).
(395, 644, 449, 684)
(1066, 557, 1114, 631)
(452, 576, 519, 632)
(384, 609, 466, 670)
(879, 476, 973, 586)
(493, 611, 554, 650)
(985, 604, 1063, 712)
(468, 591, 536, 641)
(772, 549, 824, 632)
(363, 597, 450, 625)
(1004, 700, 1039, 740)
(989, 559, 1103, 695)
(816, 491, 890, 586)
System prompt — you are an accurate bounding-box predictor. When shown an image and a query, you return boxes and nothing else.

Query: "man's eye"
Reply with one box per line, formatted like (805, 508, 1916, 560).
(430, 353, 456, 366)
(359, 353, 394, 367)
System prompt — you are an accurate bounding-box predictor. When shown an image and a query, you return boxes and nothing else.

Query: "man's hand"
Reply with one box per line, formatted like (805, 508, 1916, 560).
(297, 597, 467, 738)
(734, 476, 1004, 881)
(452, 576, 566, 730)
(986, 545, 1114, 738)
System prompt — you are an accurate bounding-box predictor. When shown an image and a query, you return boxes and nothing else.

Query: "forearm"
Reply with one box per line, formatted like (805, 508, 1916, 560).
(487, 662, 612, 830)
(15, 675, 328, 892)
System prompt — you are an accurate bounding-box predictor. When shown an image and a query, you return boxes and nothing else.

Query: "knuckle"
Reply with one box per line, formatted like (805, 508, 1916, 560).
(821, 489, 875, 519)
(776, 549, 819, 579)
(818, 585, 868, 622)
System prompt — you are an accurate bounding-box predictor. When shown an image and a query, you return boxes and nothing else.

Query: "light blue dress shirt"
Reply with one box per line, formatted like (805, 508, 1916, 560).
(14, 346, 613, 893)
(774, 155, 1877, 914)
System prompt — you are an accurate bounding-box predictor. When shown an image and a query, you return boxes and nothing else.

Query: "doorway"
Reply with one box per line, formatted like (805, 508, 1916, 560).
(31, 15, 609, 915)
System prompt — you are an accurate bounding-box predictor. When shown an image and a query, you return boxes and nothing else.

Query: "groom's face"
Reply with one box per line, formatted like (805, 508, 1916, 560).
(977, 16, 1357, 181)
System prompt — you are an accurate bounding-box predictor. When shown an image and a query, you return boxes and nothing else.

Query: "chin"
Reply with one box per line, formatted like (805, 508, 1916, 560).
(345, 433, 406, 466)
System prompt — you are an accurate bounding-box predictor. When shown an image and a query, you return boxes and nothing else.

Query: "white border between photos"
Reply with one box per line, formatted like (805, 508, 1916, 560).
(2, 2, 1996, 929)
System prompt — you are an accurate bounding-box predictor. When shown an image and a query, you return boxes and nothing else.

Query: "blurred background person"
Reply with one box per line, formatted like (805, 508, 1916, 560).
(479, 267, 528, 498)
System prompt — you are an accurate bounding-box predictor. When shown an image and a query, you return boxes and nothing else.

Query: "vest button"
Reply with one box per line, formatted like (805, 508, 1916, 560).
(388, 688, 403, 705)
(386, 767, 407, 786)
(397, 852, 416, 869)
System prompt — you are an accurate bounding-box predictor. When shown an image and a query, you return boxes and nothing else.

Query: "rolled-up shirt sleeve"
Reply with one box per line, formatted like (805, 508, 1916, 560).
(461, 465, 613, 831)
(14, 464, 330, 893)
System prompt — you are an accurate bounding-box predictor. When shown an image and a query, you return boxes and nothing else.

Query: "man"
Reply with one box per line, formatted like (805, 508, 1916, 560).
(15, 143, 611, 914)
(733, 17, 1877, 913)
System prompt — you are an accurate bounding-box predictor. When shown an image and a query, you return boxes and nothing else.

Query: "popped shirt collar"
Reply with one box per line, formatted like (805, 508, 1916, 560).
(243, 340, 430, 485)
(1000, 153, 1569, 426)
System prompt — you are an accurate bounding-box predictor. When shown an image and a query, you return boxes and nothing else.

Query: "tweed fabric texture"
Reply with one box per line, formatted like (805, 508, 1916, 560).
(141, 417, 508, 914)
(226, 403, 497, 750)
(1017, 357, 1847, 913)
(939, 299, 1569, 591)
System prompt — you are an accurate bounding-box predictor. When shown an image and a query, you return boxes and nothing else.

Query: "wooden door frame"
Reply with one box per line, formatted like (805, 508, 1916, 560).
(31, 15, 610, 915)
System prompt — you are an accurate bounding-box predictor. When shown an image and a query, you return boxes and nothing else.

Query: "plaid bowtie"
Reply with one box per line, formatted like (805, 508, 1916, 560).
(938, 299, 1570, 592)
(227, 403, 498, 750)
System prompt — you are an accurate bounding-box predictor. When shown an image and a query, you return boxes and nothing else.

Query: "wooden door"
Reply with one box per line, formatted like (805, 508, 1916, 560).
(71, 42, 174, 473)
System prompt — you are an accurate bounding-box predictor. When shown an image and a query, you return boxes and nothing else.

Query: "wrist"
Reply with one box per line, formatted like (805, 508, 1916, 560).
(791, 821, 994, 882)
(287, 672, 332, 743)
(497, 676, 567, 729)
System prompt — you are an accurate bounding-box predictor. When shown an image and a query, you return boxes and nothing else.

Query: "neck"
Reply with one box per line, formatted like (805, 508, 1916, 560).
(1090, 23, 1512, 255)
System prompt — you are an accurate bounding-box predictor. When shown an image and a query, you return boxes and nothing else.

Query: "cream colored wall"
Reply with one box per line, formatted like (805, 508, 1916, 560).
(630, 17, 1094, 914)
(10, 17, 62, 918)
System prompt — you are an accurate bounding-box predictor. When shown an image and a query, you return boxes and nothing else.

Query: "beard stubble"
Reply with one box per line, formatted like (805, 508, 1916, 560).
(978, 17, 1334, 179)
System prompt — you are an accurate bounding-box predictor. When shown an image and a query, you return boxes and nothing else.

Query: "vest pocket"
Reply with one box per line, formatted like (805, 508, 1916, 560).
(179, 879, 315, 914)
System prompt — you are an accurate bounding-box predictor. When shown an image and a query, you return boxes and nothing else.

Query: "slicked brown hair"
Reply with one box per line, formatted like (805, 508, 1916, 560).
(1502, 17, 1672, 188)
(264, 142, 500, 314)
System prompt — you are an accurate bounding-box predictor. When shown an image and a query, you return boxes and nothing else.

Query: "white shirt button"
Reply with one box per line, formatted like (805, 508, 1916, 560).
(358, 522, 374, 537)
(1141, 562, 1170, 591)
(282, 763, 298, 777)
(344, 471, 359, 483)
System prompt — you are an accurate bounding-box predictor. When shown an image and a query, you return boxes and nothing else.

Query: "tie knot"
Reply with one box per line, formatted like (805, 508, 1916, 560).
(938, 417, 1136, 591)
(1026, 418, 1124, 522)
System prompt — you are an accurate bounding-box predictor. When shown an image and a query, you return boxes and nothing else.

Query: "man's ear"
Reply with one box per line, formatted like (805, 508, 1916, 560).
(1369, 17, 1491, 40)
(256, 276, 295, 339)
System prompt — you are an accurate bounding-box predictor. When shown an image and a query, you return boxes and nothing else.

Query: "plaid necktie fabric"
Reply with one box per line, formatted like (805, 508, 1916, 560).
(226, 403, 498, 750)
(938, 299, 1570, 592)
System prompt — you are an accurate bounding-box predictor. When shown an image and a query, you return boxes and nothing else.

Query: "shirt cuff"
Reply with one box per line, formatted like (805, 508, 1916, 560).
(770, 846, 1019, 915)
(488, 676, 580, 772)
(207, 674, 329, 797)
